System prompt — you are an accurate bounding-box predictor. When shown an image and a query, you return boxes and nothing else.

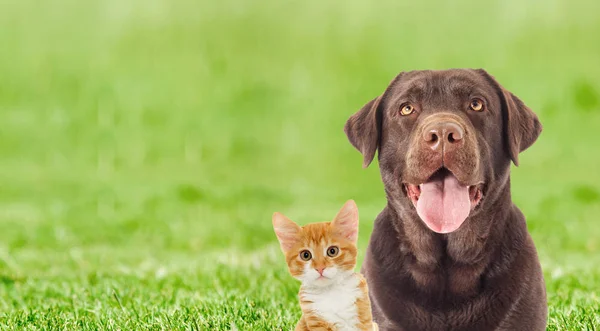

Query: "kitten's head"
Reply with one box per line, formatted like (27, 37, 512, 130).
(272, 200, 359, 287)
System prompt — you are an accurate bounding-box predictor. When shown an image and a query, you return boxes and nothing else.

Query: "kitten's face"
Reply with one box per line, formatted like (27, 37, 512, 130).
(285, 222, 357, 285)
(273, 200, 359, 287)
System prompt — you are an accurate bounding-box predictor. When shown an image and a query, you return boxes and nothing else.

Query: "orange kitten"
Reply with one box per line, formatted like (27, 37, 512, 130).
(273, 200, 378, 331)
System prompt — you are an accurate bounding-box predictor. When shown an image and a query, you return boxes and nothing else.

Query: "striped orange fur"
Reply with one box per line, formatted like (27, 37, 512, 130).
(273, 200, 378, 331)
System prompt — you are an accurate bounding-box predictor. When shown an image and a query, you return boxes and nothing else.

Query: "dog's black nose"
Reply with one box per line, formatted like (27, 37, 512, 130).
(422, 122, 464, 150)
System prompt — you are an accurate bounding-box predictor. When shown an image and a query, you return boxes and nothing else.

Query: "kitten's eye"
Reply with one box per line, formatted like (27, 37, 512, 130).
(469, 98, 484, 112)
(400, 104, 415, 116)
(299, 250, 312, 261)
(326, 246, 339, 257)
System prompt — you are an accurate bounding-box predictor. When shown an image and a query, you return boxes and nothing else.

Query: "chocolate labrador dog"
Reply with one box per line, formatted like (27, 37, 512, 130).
(344, 69, 547, 330)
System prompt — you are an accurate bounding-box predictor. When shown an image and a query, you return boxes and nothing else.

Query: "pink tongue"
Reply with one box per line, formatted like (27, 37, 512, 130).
(416, 174, 470, 233)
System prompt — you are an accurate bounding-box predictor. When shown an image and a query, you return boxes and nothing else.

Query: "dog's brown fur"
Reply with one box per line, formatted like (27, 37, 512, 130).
(344, 69, 547, 330)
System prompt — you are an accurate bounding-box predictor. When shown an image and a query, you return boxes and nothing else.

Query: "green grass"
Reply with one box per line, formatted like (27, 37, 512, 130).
(0, 0, 599, 329)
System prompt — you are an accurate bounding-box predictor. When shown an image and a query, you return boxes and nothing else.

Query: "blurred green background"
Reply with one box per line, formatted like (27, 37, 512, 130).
(0, 0, 598, 329)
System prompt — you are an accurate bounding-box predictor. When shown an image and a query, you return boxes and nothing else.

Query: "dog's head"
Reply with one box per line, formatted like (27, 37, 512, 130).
(345, 69, 541, 233)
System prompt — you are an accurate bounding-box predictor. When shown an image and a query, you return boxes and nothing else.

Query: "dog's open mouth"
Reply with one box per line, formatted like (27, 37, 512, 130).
(404, 168, 483, 234)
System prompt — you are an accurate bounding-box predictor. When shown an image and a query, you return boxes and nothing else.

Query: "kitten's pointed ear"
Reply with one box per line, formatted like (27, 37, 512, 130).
(331, 200, 359, 243)
(272, 212, 302, 253)
(476, 69, 542, 166)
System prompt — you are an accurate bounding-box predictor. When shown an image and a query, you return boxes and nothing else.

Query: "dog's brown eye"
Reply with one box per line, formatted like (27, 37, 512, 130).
(299, 250, 312, 261)
(326, 246, 339, 257)
(469, 99, 484, 112)
(400, 104, 415, 116)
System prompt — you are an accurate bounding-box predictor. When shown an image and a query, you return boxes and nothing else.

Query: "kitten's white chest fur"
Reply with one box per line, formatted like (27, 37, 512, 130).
(302, 273, 363, 331)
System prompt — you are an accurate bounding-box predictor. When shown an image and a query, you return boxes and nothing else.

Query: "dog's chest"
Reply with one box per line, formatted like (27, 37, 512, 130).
(303, 276, 362, 331)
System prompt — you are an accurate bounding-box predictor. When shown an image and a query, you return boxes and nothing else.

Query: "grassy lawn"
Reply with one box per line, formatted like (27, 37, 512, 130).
(0, 0, 599, 329)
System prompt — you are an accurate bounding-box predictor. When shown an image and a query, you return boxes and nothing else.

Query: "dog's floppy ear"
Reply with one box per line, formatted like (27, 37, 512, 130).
(502, 90, 542, 165)
(477, 69, 542, 166)
(344, 96, 383, 168)
(344, 73, 404, 168)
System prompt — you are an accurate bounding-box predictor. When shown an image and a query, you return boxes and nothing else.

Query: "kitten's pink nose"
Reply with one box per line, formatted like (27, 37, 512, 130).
(316, 268, 325, 275)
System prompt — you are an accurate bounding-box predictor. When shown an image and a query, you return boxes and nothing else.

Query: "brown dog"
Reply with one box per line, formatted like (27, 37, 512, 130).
(344, 69, 547, 330)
